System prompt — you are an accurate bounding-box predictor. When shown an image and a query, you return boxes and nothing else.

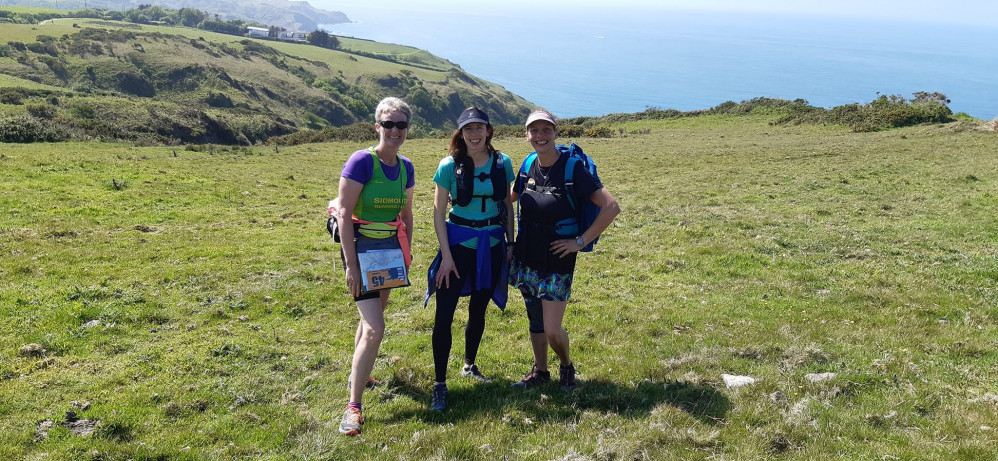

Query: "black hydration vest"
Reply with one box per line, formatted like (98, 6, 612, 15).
(453, 152, 507, 212)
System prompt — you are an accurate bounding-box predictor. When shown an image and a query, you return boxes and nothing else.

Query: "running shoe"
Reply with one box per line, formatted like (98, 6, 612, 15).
(430, 382, 448, 412)
(510, 366, 551, 389)
(559, 362, 576, 391)
(338, 407, 364, 436)
(460, 364, 492, 383)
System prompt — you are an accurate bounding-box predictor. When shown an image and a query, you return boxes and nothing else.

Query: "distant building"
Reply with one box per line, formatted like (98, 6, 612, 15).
(246, 26, 269, 38)
(279, 32, 307, 42)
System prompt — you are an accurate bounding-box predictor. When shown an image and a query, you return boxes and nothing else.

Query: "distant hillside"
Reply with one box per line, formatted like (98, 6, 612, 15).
(0, 12, 535, 145)
(1, 0, 349, 31)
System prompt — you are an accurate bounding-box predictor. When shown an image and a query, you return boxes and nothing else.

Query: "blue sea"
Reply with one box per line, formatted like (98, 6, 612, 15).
(316, 3, 998, 120)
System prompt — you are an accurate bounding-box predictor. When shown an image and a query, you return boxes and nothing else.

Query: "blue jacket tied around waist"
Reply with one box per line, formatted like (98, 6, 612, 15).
(424, 221, 508, 310)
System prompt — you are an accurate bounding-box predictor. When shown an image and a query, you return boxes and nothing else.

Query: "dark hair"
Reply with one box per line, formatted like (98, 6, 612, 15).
(449, 106, 495, 161)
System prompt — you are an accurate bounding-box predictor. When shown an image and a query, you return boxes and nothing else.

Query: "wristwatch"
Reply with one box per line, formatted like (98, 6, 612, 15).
(575, 236, 585, 247)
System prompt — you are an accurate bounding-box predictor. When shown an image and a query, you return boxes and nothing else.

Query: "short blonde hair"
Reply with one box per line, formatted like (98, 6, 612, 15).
(375, 97, 412, 122)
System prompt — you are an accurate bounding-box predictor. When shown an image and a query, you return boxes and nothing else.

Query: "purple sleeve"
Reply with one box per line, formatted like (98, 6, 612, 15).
(341, 150, 373, 184)
(401, 155, 416, 189)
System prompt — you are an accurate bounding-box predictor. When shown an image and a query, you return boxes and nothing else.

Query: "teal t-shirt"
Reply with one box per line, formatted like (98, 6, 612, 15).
(433, 152, 515, 248)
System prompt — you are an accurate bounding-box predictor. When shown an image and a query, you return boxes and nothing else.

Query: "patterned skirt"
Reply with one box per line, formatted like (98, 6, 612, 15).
(508, 258, 574, 302)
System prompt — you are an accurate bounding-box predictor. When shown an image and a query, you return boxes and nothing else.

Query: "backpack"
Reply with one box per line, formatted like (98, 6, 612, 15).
(517, 142, 601, 252)
(453, 151, 508, 214)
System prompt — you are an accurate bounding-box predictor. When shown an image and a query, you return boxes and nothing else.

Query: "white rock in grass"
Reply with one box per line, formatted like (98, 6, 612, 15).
(35, 420, 54, 441)
(722, 374, 756, 388)
(805, 372, 837, 383)
(19, 343, 45, 357)
(82, 320, 101, 329)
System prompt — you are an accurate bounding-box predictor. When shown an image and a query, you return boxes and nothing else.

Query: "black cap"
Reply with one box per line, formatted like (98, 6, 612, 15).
(457, 107, 490, 129)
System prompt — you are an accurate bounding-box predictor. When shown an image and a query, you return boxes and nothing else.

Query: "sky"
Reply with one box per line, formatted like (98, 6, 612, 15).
(312, 0, 998, 26)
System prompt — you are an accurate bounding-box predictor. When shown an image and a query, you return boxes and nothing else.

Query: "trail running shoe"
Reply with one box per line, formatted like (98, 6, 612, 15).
(460, 364, 492, 383)
(559, 362, 577, 391)
(510, 366, 551, 389)
(430, 382, 448, 412)
(346, 375, 381, 391)
(338, 407, 364, 436)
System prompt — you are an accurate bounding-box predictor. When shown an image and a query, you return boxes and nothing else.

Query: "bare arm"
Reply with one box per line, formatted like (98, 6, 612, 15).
(550, 186, 620, 257)
(337, 177, 364, 297)
(579, 187, 620, 247)
(433, 183, 459, 288)
(401, 186, 414, 246)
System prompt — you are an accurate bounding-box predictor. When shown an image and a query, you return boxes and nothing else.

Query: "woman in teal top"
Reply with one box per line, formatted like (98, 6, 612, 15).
(425, 107, 514, 412)
(335, 97, 415, 436)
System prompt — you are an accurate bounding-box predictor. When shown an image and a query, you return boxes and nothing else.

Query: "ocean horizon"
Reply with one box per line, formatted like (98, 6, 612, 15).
(318, 4, 998, 121)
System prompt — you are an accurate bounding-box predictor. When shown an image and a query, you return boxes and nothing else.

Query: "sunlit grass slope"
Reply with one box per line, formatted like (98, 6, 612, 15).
(1, 115, 996, 459)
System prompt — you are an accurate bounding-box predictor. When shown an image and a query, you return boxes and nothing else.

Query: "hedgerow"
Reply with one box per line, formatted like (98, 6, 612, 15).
(773, 93, 954, 131)
(267, 122, 377, 146)
(0, 115, 66, 143)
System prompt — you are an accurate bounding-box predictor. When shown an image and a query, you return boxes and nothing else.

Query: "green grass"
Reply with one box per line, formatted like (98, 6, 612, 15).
(52, 17, 458, 84)
(0, 73, 65, 91)
(1, 115, 997, 459)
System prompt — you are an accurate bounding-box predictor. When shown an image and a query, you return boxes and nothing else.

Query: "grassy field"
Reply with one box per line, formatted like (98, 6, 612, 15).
(1, 115, 997, 459)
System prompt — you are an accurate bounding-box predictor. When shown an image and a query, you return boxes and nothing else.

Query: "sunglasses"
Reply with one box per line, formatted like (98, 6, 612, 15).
(377, 120, 409, 130)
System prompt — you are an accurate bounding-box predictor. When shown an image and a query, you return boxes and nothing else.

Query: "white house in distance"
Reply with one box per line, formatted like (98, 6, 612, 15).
(279, 31, 307, 41)
(246, 26, 269, 38)
(245, 27, 307, 42)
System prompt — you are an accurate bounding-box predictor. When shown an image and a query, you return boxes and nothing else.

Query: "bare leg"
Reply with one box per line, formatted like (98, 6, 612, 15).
(541, 300, 570, 366)
(529, 332, 548, 371)
(348, 291, 390, 403)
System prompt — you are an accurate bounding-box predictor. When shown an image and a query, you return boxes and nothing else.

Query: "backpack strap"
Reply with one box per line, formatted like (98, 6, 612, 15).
(515, 152, 537, 233)
(517, 152, 537, 194)
(454, 152, 508, 212)
(563, 154, 579, 211)
(561, 144, 590, 235)
(452, 156, 475, 207)
(489, 152, 507, 203)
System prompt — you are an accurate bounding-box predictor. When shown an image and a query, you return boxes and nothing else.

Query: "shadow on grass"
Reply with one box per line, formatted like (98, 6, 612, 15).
(384, 377, 729, 426)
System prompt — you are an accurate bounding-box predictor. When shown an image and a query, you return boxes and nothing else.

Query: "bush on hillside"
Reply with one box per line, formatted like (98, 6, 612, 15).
(205, 92, 234, 108)
(26, 104, 58, 119)
(267, 122, 377, 146)
(0, 88, 28, 105)
(116, 72, 156, 97)
(559, 125, 585, 138)
(584, 126, 616, 138)
(26, 41, 59, 57)
(0, 115, 65, 143)
(709, 97, 811, 115)
(774, 93, 954, 131)
(491, 125, 524, 138)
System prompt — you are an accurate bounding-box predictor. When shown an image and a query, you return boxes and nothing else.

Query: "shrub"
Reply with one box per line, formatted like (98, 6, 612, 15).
(0, 88, 27, 105)
(583, 126, 615, 138)
(26, 104, 58, 119)
(38, 56, 70, 81)
(268, 122, 377, 146)
(71, 104, 97, 120)
(116, 72, 156, 97)
(0, 115, 65, 143)
(773, 92, 954, 131)
(26, 41, 59, 56)
(492, 125, 523, 139)
(204, 92, 234, 108)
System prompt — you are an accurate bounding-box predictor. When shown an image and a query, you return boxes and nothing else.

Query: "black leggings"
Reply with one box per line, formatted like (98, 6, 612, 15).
(432, 243, 504, 382)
